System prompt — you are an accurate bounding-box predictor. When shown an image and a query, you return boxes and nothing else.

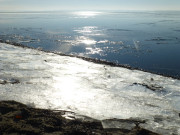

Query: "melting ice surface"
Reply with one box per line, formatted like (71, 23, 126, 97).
(0, 43, 180, 134)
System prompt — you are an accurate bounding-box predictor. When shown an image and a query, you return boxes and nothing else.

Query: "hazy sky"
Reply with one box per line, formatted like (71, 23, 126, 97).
(0, 0, 180, 11)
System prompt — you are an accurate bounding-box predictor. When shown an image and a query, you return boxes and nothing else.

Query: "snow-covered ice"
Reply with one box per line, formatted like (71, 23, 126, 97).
(0, 43, 180, 134)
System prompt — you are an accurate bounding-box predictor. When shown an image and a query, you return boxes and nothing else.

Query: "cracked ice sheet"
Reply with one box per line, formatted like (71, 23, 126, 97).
(0, 43, 180, 134)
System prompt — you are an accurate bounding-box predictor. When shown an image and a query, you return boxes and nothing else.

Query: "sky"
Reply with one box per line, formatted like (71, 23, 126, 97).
(0, 0, 180, 12)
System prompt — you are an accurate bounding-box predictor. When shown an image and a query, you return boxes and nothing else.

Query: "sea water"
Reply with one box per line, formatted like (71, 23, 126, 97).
(0, 11, 180, 78)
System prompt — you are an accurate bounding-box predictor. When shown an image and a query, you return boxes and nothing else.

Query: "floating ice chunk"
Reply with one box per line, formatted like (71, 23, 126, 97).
(102, 119, 139, 130)
(26, 102, 36, 108)
(5, 40, 10, 43)
(133, 40, 140, 51)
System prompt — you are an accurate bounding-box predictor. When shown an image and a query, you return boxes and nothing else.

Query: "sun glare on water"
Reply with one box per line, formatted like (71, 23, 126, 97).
(73, 11, 101, 18)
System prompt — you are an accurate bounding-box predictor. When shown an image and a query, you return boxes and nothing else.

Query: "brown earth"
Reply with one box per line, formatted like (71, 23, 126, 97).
(0, 100, 160, 135)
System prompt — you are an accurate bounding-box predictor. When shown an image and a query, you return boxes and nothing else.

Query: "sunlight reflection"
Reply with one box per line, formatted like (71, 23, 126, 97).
(76, 36, 97, 45)
(55, 36, 97, 46)
(74, 26, 97, 34)
(86, 47, 103, 55)
(53, 76, 81, 101)
(74, 26, 102, 36)
(51, 66, 98, 109)
(80, 39, 97, 45)
(73, 11, 102, 18)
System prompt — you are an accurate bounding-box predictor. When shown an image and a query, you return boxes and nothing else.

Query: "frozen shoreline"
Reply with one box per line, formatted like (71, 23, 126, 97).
(0, 42, 180, 134)
(1, 40, 180, 80)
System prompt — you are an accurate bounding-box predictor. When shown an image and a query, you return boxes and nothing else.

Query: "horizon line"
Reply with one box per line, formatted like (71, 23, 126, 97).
(0, 9, 180, 13)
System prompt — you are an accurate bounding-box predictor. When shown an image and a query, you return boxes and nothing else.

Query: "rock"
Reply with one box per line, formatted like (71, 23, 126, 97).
(133, 83, 163, 91)
(0, 78, 20, 85)
(7, 78, 20, 84)
(0, 79, 6, 84)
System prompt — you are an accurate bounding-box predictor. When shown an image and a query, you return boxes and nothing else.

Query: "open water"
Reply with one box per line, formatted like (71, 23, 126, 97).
(0, 11, 180, 78)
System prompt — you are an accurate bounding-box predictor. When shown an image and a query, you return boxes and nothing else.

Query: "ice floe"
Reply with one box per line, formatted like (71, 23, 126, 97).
(0, 43, 180, 134)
